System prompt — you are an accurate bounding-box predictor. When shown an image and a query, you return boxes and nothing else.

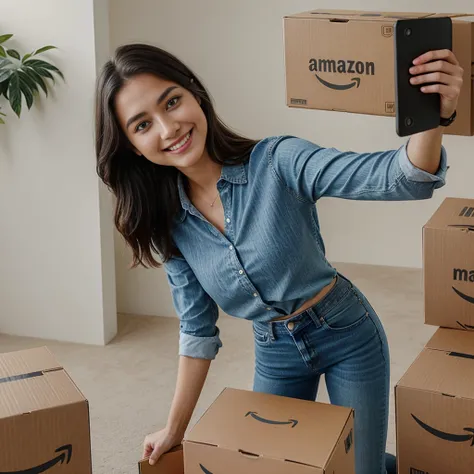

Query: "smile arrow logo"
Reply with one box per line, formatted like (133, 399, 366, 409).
(245, 411, 298, 427)
(0, 445, 72, 474)
(453, 287, 474, 305)
(315, 74, 360, 91)
(457, 321, 474, 331)
(200, 465, 213, 474)
(412, 415, 474, 445)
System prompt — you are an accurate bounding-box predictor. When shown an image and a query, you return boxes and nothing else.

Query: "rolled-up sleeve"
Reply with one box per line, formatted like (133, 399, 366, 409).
(398, 141, 447, 185)
(268, 136, 447, 202)
(164, 255, 222, 360)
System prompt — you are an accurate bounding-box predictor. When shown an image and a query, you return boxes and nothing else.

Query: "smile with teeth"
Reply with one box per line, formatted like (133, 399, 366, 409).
(167, 130, 192, 151)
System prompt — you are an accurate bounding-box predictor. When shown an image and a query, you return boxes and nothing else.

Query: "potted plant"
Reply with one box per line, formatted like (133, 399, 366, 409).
(0, 33, 64, 124)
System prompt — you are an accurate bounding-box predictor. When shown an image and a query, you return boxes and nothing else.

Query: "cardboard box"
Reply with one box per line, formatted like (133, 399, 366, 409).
(183, 387, 355, 474)
(423, 197, 474, 330)
(396, 328, 474, 474)
(138, 445, 184, 474)
(284, 10, 474, 136)
(0, 346, 92, 473)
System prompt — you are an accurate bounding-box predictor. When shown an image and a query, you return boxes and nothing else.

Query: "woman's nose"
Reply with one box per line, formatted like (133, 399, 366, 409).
(158, 116, 180, 141)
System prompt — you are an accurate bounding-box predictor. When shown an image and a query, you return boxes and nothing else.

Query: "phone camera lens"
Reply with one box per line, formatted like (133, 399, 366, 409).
(405, 117, 414, 127)
(404, 28, 412, 36)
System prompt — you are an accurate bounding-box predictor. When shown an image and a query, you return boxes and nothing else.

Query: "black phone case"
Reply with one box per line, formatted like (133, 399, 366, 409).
(394, 17, 452, 137)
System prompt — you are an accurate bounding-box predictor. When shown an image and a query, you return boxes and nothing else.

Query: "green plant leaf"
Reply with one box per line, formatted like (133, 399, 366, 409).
(0, 34, 13, 45)
(7, 49, 21, 60)
(8, 73, 21, 117)
(24, 59, 64, 81)
(18, 72, 34, 109)
(0, 68, 13, 82)
(0, 79, 8, 97)
(18, 69, 38, 95)
(0, 46, 6, 58)
(35, 67, 55, 82)
(0, 57, 11, 68)
(34, 45, 57, 55)
(22, 52, 33, 63)
(24, 67, 48, 96)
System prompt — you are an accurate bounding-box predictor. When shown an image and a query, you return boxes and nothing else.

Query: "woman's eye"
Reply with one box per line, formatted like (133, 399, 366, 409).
(135, 121, 150, 132)
(166, 96, 180, 109)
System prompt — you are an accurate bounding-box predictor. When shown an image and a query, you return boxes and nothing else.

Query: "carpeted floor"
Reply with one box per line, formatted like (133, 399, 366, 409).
(0, 262, 437, 473)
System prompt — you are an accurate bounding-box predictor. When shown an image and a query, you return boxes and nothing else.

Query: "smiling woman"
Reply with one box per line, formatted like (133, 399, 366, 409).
(95, 44, 258, 267)
(94, 42, 462, 474)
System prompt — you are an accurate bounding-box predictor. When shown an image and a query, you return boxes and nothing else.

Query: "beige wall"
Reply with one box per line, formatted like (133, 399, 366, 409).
(110, 0, 473, 317)
(0, 0, 117, 343)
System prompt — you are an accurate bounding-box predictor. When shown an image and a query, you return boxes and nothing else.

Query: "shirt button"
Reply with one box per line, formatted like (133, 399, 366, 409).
(287, 322, 295, 330)
(229, 245, 233, 250)
(266, 307, 272, 311)
(226, 218, 231, 223)
(253, 293, 258, 297)
(239, 270, 244, 275)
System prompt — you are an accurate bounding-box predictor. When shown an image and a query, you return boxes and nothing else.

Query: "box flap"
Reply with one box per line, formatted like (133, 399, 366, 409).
(285, 10, 433, 21)
(138, 445, 184, 474)
(0, 347, 85, 420)
(426, 327, 474, 356)
(424, 197, 474, 230)
(397, 331, 474, 399)
(0, 346, 61, 380)
(185, 388, 352, 468)
(428, 13, 474, 20)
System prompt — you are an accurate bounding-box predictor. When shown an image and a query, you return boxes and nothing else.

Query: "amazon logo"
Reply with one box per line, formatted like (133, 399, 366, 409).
(0, 444, 72, 474)
(457, 321, 474, 330)
(245, 411, 298, 427)
(412, 414, 474, 445)
(200, 465, 213, 474)
(308, 57, 374, 91)
(452, 268, 474, 310)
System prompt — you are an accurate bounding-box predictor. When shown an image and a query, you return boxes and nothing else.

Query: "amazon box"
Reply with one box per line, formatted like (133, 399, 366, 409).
(423, 197, 474, 330)
(183, 387, 355, 474)
(396, 328, 474, 474)
(284, 10, 474, 136)
(0, 346, 92, 473)
(138, 445, 184, 474)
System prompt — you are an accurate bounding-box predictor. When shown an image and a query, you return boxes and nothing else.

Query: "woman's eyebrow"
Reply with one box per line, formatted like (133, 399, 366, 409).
(126, 86, 179, 129)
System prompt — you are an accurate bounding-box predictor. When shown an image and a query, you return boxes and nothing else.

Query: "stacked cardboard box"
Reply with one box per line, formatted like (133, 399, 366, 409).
(283, 10, 474, 137)
(0, 346, 92, 473)
(183, 388, 355, 474)
(396, 198, 474, 474)
(140, 388, 356, 473)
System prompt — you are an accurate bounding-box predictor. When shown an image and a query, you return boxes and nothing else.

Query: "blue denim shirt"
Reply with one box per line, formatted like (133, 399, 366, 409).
(164, 135, 447, 360)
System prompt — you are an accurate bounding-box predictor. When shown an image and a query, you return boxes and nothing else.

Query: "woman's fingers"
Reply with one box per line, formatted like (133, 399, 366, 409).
(413, 49, 460, 66)
(410, 71, 462, 88)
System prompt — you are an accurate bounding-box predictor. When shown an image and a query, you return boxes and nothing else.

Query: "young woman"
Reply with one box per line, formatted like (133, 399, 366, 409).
(95, 43, 463, 474)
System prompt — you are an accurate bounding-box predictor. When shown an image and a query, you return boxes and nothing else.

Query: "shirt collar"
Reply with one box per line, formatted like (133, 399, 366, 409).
(176, 162, 247, 221)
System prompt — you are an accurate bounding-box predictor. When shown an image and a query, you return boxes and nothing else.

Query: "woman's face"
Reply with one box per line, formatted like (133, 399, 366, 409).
(114, 73, 208, 169)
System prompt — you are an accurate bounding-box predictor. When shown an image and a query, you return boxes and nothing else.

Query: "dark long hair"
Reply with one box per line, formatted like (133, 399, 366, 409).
(95, 44, 259, 268)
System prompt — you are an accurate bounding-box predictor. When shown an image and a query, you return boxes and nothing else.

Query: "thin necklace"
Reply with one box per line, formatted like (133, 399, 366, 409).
(209, 193, 219, 207)
(193, 187, 219, 207)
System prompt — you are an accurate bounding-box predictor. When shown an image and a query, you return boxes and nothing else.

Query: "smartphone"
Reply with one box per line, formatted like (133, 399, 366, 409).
(394, 17, 452, 137)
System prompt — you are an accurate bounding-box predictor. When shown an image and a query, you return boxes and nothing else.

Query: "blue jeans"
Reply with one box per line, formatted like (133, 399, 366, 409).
(253, 273, 390, 474)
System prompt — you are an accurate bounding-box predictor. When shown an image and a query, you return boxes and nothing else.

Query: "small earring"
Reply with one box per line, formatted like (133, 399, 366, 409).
(190, 77, 194, 83)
